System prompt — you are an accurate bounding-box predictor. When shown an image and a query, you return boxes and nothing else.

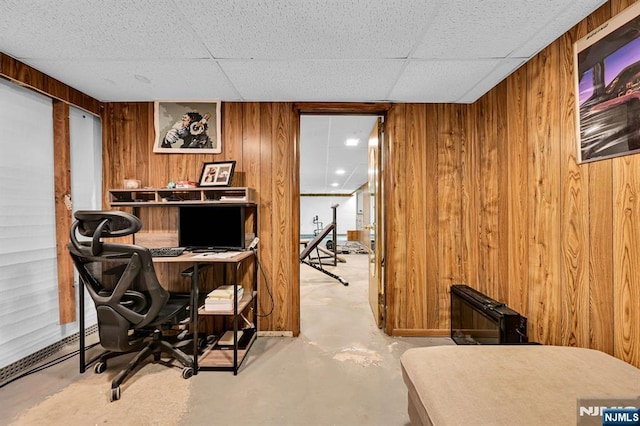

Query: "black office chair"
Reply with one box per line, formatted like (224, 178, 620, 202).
(67, 210, 194, 402)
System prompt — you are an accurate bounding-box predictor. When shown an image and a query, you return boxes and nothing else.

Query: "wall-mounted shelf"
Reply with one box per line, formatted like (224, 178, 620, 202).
(109, 187, 256, 207)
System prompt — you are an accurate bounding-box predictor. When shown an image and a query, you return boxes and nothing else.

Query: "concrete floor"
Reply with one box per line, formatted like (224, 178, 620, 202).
(0, 253, 453, 425)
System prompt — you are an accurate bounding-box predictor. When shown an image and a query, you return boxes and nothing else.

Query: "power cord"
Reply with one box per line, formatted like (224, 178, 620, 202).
(251, 247, 274, 318)
(0, 341, 100, 389)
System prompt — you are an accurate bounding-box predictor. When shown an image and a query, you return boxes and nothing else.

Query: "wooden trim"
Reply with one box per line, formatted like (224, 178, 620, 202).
(300, 193, 355, 197)
(291, 107, 301, 336)
(53, 100, 75, 324)
(391, 329, 451, 337)
(0, 52, 101, 116)
(293, 102, 392, 114)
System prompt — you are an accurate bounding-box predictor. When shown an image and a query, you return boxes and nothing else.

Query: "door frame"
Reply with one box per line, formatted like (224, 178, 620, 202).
(294, 102, 391, 332)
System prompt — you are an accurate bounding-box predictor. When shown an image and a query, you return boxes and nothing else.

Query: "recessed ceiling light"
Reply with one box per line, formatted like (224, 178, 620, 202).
(345, 138, 359, 146)
(336, 169, 346, 175)
(330, 183, 339, 187)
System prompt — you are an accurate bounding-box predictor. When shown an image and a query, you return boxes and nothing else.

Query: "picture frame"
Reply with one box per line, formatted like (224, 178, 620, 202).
(574, 2, 640, 163)
(153, 101, 221, 154)
(198, 161, 236, 187)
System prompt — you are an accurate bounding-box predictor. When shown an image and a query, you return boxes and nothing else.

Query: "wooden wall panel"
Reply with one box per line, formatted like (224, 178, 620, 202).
(582, 1, 615, 355)
(101, 101, 298, 334)
(405, 104, 427, 329)
(461, 101, 480, 294)
(526, 42, 562, 345)
(559, 26, 590, 348)
(505, 66, 529, 315)
(479, 90, 501, 299)
(270, 102, 296, 332)
(52, 100, 75, 324)
(610, 0, 640, 370)
(385, 104, 408, 333)
(381, 0, 639, 367)
(258, 103, 275, 329)
(436, 104, 464, 330)
(613, 156, 640, 367)
(424, 105, 440, 331)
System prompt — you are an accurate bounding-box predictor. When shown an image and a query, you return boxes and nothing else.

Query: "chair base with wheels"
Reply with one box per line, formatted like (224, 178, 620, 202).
(68, 210, 199, 401)
(94, 328, 195, 402)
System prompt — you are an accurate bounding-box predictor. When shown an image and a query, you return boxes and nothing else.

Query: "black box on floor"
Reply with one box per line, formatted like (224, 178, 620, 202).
(450, 284, 528, 345)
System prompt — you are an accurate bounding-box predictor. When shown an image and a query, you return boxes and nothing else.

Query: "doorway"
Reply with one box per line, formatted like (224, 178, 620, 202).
(298, 111, 385, 330)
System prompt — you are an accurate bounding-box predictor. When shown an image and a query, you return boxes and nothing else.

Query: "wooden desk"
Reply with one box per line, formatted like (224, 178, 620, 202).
(79, 250, 257, 375)
(153, 251, 256, 374)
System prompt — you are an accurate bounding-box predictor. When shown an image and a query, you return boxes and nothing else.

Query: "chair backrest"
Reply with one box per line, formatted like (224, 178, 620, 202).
(67, 210, 169, 352)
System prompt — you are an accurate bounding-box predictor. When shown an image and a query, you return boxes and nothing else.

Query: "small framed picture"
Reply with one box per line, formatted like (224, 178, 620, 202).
(198, 161, 236, 187)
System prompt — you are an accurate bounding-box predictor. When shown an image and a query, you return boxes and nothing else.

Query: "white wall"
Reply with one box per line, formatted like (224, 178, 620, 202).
(0, 79, 101, 368)
(299, 195, 357, 238)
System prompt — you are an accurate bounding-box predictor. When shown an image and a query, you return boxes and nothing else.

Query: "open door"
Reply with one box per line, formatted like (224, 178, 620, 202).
(364, 117, 384, 328)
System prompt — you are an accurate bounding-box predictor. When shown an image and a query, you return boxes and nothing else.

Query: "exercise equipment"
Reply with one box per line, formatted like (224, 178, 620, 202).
(300, 223, 348, 286)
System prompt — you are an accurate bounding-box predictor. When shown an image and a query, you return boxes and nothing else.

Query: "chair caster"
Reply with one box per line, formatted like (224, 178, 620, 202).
(94, 361, 107, 374)
(110, 386, 121, 402)
(182, 367, 194, 379)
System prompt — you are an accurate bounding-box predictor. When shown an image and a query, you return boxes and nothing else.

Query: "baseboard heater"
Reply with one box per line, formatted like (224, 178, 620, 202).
(450, 284, 528, 345)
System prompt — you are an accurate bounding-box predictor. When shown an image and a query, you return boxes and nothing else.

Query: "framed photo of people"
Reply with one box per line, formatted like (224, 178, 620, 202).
(198, 161, 236, 187)
(153, 101, 221, 153)
(574, 2, 640, 163)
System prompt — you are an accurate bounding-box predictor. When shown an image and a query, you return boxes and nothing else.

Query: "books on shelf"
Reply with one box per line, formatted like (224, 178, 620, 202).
(204, 285, 244, 311)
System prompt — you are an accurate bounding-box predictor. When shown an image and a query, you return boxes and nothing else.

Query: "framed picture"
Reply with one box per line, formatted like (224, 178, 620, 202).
(574, 2, 640, 163)
(153, 101, 221, 153)
(198, 161, 236, 187)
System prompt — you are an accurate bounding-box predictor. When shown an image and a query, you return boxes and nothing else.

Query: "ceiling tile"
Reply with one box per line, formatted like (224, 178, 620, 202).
(412, 0, 571, 59)
(179, 0, 439, 60)
(388, 60, 506, 103)
(458, 59, 525, 103)
(0, 0, 209, 60)
(22, 59, 240, 102)
(220, 60, 404, 101)
(511, 0, 608, 58)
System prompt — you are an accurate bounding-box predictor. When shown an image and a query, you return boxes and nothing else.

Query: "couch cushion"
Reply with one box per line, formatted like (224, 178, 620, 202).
(400, 345, 640, 426)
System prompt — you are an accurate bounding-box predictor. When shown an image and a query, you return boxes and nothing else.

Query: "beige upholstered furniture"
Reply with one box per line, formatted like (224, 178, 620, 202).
(400, 345, 640, 426)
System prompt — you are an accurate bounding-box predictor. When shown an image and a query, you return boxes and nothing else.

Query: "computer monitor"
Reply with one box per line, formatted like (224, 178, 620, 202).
(178, 205, 249, 250)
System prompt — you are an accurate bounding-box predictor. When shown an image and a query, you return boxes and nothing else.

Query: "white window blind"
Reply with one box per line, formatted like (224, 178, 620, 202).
(0, 79, 57, 368)
(0, 80, 102, 368)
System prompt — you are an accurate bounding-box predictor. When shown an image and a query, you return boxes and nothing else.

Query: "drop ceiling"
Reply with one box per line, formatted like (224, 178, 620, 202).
(0, 0, 607, 193)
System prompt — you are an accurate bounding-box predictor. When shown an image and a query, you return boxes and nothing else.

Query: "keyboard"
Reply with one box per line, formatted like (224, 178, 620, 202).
(148, 247, 185, 257)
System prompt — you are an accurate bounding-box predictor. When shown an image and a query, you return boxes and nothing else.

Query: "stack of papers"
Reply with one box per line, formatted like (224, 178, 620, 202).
(204, 285, 244, 311)
(193, 251, 242, 259)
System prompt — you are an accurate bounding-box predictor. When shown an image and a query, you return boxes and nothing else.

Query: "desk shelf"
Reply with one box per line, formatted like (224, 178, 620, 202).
(198, 330, 257, 370)
(198, 291, 256, 316)
(109, 187, 256, 206)
(197, 288, 257, 373)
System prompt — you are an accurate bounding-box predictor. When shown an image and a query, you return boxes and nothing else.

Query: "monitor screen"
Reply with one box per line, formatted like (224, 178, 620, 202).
(178, 205, 246, 250)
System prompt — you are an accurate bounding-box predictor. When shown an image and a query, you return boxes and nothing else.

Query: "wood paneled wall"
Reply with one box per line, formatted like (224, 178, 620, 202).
(384, 0, 640, 367)
(101, 102, 300, 334)
(5, 0, 637, 368)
